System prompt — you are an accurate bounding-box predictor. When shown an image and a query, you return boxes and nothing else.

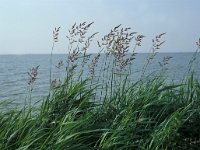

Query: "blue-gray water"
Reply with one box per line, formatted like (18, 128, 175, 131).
(0, 53, 199, 105)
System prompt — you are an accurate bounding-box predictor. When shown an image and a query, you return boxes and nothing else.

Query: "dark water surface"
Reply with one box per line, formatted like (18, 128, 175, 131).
(0, 53, 199, 105)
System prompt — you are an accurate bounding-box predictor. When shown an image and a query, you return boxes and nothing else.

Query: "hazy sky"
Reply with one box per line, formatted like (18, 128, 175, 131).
(0, 0, 200, 54)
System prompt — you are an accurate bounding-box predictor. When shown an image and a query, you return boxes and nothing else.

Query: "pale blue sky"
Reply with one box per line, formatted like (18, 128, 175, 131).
(0, 0, 200, 54)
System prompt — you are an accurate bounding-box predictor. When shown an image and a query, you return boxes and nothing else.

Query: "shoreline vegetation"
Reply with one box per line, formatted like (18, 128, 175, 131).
(0, 22, 200, 149)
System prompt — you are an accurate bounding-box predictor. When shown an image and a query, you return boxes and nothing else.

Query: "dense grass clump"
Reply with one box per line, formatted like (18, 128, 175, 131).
(0, 22, 200, 149)
(1, 73, 200, 149)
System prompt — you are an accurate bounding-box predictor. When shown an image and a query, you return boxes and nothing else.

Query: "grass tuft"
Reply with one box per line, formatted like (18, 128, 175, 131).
(0, 22, 200, 149)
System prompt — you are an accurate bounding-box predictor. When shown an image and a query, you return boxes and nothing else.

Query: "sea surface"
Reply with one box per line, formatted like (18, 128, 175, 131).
(0, 53, 199, 106)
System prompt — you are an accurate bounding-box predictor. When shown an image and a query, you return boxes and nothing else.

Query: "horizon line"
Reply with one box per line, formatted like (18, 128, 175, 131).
(0, 51, 197, 55)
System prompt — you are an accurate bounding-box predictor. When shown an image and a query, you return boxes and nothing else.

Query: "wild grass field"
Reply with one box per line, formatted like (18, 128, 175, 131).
(0, 22, 200, 149)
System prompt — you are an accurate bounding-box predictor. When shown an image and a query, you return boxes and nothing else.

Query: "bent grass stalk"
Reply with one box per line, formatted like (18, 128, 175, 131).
(50, 27, 60, 90)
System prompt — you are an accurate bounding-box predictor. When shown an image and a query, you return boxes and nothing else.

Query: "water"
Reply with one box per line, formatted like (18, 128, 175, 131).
(0, 53, 199, 105)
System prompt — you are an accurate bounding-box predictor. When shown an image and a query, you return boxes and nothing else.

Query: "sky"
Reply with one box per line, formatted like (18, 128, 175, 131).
(0, 0, 200, 54)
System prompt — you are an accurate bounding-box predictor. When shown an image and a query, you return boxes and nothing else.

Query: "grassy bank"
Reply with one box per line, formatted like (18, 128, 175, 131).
(0, 22, 200, 149)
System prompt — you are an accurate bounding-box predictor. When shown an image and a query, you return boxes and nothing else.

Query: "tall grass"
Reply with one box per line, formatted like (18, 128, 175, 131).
(0, 22, 200, 149)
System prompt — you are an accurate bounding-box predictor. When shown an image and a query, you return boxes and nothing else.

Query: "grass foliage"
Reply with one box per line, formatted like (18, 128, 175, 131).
(0, 22, 200, 149)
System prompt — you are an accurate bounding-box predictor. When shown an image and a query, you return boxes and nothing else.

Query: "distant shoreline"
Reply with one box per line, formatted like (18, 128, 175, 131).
(0, 51, 197, 55)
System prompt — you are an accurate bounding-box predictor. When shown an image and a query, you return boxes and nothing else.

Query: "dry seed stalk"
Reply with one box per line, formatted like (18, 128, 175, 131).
(89, 53, 101, 77)
(66, 22, 97, 65)
(27, 65, 39, 90)
(120, 34, 145, 70)
(50, 27, 60, 89)
(147, 33, 166, 64)
(56, 60, 64, 69)
(196, 38, 200, 49)
(100, 24, 142, 70)
(159, 56, 173, 67)
(53, 27, 61, 43)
